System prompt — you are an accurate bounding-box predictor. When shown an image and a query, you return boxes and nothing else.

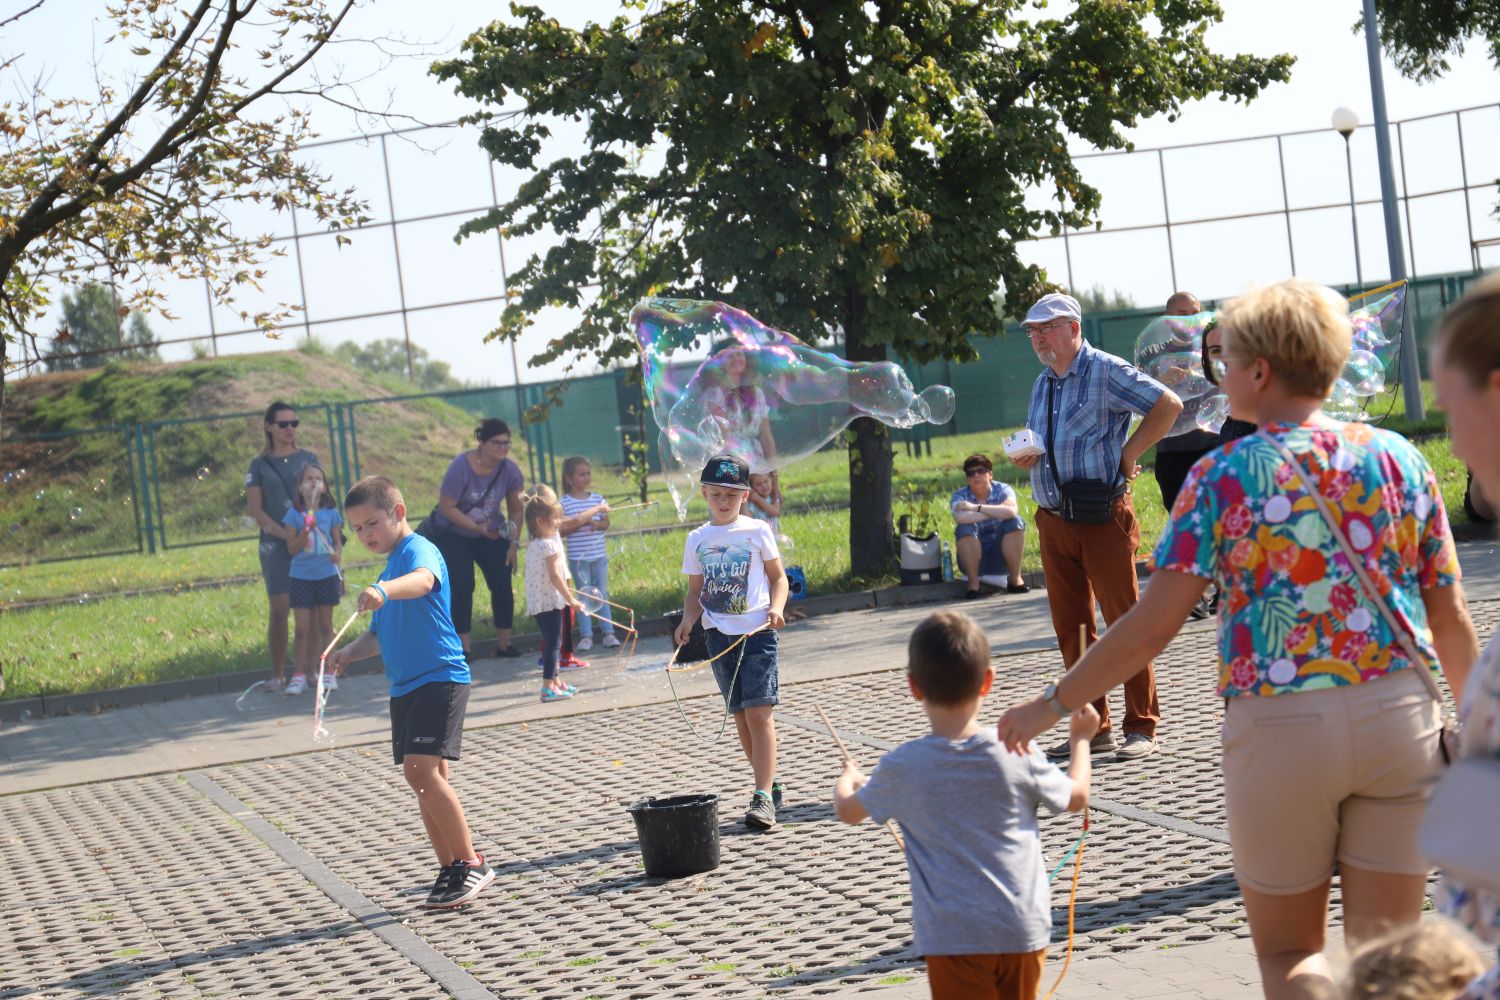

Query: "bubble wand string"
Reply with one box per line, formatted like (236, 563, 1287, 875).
(1040, 623, 1094, 1000)
(313, 608, 362, 743)
(663, 623, 767, 742)
(814, 704, 906, 852)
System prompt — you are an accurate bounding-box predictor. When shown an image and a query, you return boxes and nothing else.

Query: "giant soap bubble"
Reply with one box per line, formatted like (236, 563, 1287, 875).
(633, 298, 956, 517)
(1132, 283, 1408, 433)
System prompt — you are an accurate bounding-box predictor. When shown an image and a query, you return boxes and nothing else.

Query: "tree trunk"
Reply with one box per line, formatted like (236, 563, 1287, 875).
(842, 292, 895, 579)
(846, 415, 895, 577)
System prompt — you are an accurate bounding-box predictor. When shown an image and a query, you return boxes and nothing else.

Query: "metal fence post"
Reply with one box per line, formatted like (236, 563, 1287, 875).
(133, 424, 157, 555)
(126, 425, 146, 554)
(348, 403, 363, 482)
(146, 422, 168, 550)
(1276, 135, 1297, 274)
(380, 133, 417, 382)
(1158, 149, 1179, 292)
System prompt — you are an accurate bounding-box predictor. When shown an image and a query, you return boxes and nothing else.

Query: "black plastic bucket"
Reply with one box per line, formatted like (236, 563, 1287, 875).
(627, 793, 721, 878)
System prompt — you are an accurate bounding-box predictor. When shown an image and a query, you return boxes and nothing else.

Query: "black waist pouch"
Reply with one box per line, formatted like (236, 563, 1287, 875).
(1059, 478, 1115, 524)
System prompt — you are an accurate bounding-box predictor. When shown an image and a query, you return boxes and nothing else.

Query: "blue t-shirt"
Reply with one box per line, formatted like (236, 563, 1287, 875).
(280, 506, 343, 581)
(370, 533, 470, 697)
(949, 481, 1023, 546)
(856, 730, 1073, 957)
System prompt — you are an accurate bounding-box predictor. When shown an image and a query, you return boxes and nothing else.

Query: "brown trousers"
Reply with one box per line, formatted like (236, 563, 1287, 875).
(1035, 494, 1160, 737)
(925, 950, 1047, 999)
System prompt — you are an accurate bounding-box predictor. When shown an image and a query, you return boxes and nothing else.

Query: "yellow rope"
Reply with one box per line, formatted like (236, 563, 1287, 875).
(1041, 806, 1089, 1000)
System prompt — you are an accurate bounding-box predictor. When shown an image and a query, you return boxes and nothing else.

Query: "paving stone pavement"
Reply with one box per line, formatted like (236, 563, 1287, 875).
(3, 541, 1498, 998)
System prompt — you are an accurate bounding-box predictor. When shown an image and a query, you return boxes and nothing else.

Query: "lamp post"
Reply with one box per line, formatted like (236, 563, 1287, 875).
(1332, 106, 1363, 290)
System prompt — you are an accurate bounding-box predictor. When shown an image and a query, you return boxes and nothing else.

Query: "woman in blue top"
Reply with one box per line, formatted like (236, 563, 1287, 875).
(950, 453, 1028, 599)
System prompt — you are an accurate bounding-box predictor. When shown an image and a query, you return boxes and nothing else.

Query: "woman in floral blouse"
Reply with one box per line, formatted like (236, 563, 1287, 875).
(999, 278, 1479, 1000)
(1430, 274, 1500, 1000)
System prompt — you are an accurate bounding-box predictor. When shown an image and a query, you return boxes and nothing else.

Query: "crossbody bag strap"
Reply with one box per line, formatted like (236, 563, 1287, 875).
(1255, 430, 1446, 707)
(456, 460, 506, 515)
(1044, 376, 1062, 502)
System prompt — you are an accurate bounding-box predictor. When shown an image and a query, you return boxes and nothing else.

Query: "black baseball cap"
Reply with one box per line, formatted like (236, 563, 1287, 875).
(699, 453, 752, 490)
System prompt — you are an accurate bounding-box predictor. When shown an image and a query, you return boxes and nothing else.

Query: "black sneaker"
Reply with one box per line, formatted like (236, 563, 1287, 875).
(428, 857, 495, 909)
(495, 646, 523, 658)
(424, 864, 455, 908)
(771, 782, 784, 810)
(745, 791, 776, 829)
(1045, 730, 1118, 760)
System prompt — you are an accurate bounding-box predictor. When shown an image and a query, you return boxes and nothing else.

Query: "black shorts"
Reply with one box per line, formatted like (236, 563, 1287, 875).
(289, 575, 342, 609)
(390, 681, 470, 765)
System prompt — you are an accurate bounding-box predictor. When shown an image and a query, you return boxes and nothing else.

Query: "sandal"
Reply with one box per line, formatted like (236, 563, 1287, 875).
(539, 687, 575, 703)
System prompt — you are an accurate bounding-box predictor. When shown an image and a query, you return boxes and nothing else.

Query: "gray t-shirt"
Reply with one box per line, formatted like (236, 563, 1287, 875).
(246, 449, 319, 541)
(856, 730, 1073, 957)
(433, 453, 524, 539)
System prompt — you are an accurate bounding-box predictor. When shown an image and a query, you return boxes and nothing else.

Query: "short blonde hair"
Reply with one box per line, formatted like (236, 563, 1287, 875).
(1343, 920, 1485, 1000)
(1218, 279, 1351, 399)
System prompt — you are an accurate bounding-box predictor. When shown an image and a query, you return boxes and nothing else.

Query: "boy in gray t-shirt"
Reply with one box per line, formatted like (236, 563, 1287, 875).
(833, 610, 1098, 1000)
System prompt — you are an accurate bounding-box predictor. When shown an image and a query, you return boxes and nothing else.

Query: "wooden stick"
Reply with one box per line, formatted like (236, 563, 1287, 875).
(817, 704, 906, 851)
(608, 500, 658, 513)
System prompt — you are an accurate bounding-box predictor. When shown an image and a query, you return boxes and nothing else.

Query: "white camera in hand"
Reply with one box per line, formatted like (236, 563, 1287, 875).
(1003, 429, 1046, 460)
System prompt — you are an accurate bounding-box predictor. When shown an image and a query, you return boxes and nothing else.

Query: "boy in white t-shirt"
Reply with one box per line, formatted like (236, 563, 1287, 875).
(673, 453, 789, 829)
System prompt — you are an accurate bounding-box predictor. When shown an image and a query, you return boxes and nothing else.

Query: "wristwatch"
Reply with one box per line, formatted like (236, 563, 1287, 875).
(1041, 681, 1069, 718)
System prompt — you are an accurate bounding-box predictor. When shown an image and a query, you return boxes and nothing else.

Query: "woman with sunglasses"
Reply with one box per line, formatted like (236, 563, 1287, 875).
(244, 401, 322, 692)
(1201, 317, 1258, 445)
(430, 418, 527, 658)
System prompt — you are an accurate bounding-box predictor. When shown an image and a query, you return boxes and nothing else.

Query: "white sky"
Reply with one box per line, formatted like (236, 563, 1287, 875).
(8, 1, 1500, 384)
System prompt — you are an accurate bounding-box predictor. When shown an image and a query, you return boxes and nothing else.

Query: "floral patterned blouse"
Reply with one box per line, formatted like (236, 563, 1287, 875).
(1153, 420, 1459, 699)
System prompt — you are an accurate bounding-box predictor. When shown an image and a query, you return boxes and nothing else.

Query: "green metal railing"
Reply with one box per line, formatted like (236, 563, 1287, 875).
(2, 266, 1479, 569)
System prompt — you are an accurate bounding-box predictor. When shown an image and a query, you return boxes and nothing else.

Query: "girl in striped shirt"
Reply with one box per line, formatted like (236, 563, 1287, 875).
(559, 457, 617, 650)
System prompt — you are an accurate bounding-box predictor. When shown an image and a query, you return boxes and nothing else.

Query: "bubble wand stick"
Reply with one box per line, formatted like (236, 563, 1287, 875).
(815, 704, 906, 852)
(313, 608, 362, 743)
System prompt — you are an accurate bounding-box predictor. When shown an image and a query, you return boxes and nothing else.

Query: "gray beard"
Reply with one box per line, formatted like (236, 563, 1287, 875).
(1035, 348, 1057, 366)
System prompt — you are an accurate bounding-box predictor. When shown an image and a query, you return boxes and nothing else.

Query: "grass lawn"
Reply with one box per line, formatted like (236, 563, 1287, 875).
(2, 382, 1473, 702)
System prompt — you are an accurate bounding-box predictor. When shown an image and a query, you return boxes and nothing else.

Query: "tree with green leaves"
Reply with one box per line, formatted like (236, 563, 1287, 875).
(0, 0, 385, 425)
(334, 338, 461, 391)
(46, 283, 159, 372)
(437, 1, 1291, 574)
(1366, 1, 1500, 80)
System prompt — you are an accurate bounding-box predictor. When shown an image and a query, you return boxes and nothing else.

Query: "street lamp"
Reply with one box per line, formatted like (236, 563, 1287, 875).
(1331, 106, 1364, 289)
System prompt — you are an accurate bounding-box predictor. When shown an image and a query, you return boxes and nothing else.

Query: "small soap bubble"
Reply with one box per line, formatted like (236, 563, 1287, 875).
(33, 490, 44, 502)
(92, 479, 106, 493)
(3, 472, 14, 485)
(195, 467, 211, 481)
(69, 507, 83, 521)
(240, 515, 257, 531)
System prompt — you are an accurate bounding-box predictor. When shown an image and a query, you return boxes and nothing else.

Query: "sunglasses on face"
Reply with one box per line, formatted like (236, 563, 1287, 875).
(274, 420, 300, 429)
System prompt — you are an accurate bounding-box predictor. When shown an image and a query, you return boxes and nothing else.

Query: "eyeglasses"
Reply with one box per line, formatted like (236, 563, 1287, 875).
(1025, 319, 1071, 338)
(485, 437, 512, 448)
(274, 420, 300, 429)
(964, 468, 991, 477)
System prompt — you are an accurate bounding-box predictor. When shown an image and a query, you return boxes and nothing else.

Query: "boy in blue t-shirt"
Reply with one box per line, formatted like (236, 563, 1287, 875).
(327, 475, 493, 911)
(833, 610, 1097, 999)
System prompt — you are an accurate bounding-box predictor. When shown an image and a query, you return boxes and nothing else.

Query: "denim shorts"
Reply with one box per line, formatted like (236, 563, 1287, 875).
(953, 517, 1025, 576)
(705, 627, 779, 714)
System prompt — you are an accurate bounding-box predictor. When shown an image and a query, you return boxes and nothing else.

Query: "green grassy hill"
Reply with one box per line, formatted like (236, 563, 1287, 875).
(0, 350, 531, 566)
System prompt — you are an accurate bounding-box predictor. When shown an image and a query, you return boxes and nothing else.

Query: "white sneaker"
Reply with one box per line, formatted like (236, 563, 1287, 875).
(576, 637, 593, 651)
(321, 673, 338, 692)
(602, 634, 621, 648)
(284, 675, 308, 695)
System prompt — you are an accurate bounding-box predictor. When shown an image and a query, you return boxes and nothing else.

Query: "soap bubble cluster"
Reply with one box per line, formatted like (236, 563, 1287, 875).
(1132, 283, 1407, 432)
(633, 298, 956, 517)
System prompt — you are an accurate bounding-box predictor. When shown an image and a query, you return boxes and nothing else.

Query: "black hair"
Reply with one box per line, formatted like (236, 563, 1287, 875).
(476, 418, 511, 442)
(262, 400, 296, 454)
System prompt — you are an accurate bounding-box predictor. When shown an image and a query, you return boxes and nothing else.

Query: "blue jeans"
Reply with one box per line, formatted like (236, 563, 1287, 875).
(705, 627, 779, 714)
(568, 556, 614, 638)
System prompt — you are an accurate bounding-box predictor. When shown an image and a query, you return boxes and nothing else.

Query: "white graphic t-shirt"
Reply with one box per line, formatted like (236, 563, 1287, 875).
(681, 516, 781, 635)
